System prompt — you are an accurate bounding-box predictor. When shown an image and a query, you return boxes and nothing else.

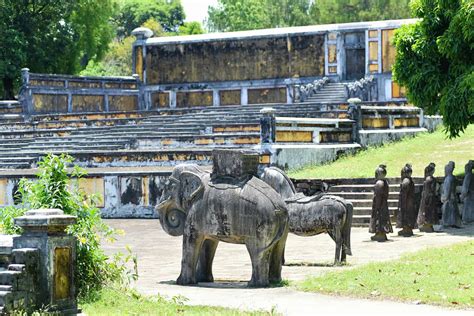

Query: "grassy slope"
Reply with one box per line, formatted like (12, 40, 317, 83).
(289, 125, 474, 179)
(81, 287, 274, 316)
(298, 240, 474, 308)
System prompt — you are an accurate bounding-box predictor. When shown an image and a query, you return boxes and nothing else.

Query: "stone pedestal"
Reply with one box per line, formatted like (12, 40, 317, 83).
(13, 209, 78, 314)
(419, 224, 434, 233)
(397, 227, 414, 237)
(370, 232, 388, 242)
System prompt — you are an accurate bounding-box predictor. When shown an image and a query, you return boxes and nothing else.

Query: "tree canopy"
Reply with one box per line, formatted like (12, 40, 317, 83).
(206, 0, 412, 32)
(114, 0, 186, 37)
(0, 0, 115, 99)
(393, 0, 473, 137)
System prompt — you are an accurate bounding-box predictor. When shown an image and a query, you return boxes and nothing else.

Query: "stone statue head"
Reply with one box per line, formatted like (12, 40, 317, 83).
(401, 163, 412, 179)
(465, 160, 474, 173)
(375, 164, 387, 180)
(424, 162, 436, 178)
(445, 161, 455, 176)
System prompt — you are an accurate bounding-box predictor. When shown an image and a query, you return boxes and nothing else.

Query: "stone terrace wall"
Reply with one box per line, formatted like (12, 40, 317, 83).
(20, 69, 141, 115)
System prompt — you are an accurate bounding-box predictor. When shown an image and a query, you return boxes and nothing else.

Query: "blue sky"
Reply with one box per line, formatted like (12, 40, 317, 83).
(182, 0, 218, 23)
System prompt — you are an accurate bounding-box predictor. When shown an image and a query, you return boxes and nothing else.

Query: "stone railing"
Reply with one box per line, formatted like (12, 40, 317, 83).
(20, 68, 142, 115)
(344, 76, 377, 101)
(260, 107, 355, 145)
(293, 77, 330, 102)
(0, 209, 78, 314)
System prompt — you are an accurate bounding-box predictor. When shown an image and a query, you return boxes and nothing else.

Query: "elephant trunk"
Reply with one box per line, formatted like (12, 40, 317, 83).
(157, 200, 186, 236)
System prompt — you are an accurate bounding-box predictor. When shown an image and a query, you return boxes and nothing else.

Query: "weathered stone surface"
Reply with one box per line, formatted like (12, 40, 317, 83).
(461, 160, 474, 224)
(259, 166, 353, 264)
(156, 162, 288, 287)
(396, 164, 417, 237)
(441, 161, 461, 228)
(417, 163, 440, 231)
(11, 209, 78, 314)
(211, 149, 259, 179)
(369, 164, 392, 241)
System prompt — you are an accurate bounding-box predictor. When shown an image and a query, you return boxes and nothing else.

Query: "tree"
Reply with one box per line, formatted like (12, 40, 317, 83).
(206, 0, 271, 32)
(114, 0, 186, 38)
(179, 21, 205, 35)
(393, 0, 473, 137)
(206, 0, 412, 32)
(313, 0, 411, 24)
(0, 0, 115, 99)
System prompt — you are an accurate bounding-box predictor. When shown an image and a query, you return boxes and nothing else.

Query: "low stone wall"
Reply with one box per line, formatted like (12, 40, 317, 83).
(20, 69, 141, 115)
(0, 169, 174, 218)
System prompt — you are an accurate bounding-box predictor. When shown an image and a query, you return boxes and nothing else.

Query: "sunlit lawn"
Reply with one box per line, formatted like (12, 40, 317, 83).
(289, 125, 474, 179)
(80, 287, 276, 316)
(298, 240, 474, 308)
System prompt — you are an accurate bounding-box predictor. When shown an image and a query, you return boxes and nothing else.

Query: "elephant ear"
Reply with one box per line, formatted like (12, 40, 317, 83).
(179, 171, 204, 209)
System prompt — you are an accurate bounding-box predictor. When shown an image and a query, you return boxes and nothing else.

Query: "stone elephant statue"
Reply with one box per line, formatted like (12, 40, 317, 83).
(259, 166, 353, 264)
(157, 164, 289, 287)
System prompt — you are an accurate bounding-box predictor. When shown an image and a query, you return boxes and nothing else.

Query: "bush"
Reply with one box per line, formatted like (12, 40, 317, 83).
(0, 153, 136, 299)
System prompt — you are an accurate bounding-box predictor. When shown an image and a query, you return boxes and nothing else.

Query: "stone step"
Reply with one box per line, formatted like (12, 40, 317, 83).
(12, 248, 38, 265)
(0, 162, 32, 169)
(7, 264, 25, 272)
(0, 271, 21, 285)
(0, 285, 12, 292)
(329, 184, 400, 192)
(329, 191, 399, 199)
(349, 199, 398, 208)
(0, 290, 13, 307)
(352, 215, 371, 226)
(354, 206, 398, 215)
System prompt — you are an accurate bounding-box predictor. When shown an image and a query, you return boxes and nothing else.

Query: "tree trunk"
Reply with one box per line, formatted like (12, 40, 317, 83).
(2, 77, 15, 100)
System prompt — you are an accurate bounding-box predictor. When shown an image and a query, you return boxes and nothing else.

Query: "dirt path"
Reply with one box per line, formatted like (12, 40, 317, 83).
(103, 219, 474, 315)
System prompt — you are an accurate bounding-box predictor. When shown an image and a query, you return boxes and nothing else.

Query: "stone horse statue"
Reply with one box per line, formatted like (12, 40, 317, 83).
(259, 166, 353, 264)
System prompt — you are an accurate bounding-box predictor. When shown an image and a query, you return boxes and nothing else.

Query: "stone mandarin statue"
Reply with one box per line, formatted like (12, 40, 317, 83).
(396, 163, 417, 237)
(369, 164, 393, 242)
(441, 161, 462, 228)
(461, 160, 474, 224)
(417, 163, 440, 232)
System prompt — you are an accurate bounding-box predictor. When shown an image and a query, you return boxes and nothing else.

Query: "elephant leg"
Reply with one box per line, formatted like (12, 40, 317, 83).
(177, 233, 204, 286)
(246, 244, 271, 288)
(328, 228, 342, 265)
(196, 239, 219, 283)
(269, 233, 287, 284)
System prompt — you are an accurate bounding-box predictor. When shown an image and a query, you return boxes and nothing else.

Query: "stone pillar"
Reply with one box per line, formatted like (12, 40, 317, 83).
(260, 107, 276, 144)
(13, 209, 78, 314)
(347, 98, 362, 143)
(20, 68, 32, 115)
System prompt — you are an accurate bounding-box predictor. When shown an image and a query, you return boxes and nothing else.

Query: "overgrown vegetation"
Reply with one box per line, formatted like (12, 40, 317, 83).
(289, 125, 474, 179)
(393, 0, 474, 138)
(81, 287, 276, 316)
(0, 153, 136, 299)
(298, 240, 474, 308)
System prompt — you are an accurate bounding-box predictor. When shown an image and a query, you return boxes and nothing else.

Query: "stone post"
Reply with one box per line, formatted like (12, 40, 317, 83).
(347, 98, 362, 144)
(260, 107, 276, 144)
(20, 68, 32, 115)
(13, 209, 78, 314)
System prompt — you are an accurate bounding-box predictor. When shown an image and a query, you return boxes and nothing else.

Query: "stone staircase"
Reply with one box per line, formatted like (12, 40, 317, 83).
(0, 235, 39, 313)
(0, 102, 352, 169)
(304, 82, 347, 104)
(326, 178, 424, 226)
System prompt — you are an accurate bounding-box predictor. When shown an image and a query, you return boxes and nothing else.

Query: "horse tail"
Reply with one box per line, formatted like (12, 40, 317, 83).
(342, 201, 353, 256)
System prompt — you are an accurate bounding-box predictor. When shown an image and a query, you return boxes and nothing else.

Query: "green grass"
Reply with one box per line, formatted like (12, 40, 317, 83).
(298, 240, 474, 308)
(289, 125, 474, 179)
(80, 287, 276, 316)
